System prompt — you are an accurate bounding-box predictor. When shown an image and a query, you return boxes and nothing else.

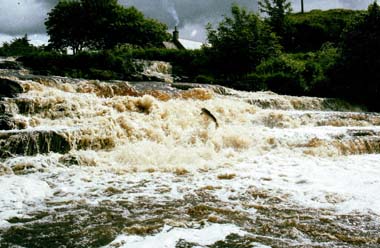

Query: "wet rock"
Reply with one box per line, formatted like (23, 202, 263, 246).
(0, 113, 27, 130)
(0, 163, 13, 176)
(59, 154, 81, 166)
(0, 61, 22, 70)
(135, 60, 173, 83)
(0, 114, 16, 130)
(172, 83, 231, 95)
(0, 130, 71, 158)
(0, 102, 5, 113)
(10, 162, 39, 175)
(0, 101, 17, 115)
(15, 98, 47, 115)
(0, 77, 24, 98)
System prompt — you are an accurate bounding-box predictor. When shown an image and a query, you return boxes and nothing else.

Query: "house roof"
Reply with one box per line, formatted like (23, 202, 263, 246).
(178, 39, 204, 50)
(163, 27, 206, 50)
(163, 39, 204, 50)
(162, 41, 179, 50)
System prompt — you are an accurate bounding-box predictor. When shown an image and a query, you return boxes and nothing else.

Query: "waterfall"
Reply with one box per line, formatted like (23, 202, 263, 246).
(1, 62, 380, 247)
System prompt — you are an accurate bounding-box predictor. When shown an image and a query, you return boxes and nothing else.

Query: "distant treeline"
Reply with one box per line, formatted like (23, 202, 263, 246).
(2, 0, 380, 111)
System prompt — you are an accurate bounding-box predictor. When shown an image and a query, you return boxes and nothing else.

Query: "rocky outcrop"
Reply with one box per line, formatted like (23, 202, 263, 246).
(0, 163, 12, 176)
(0, 114, 16, 130)
(0, 130, 71, 158)
(135, 60, 173, 83)
(0, 101, 5, 113)
(0, 78, 24, 98)
(0, 61, 22, 70)
(59, 154, 81, 166)
(172, 83, 231, 95)
(0, 114, 26, 130)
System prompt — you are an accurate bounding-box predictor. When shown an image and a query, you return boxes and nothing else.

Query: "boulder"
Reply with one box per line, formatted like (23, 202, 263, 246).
(0, 163, 12, 176)
(0, 61, 22, 70)
(0, 114, 16, 130)
(0, 78, 24, 98)
(135, 60, 173, 83)
(59, 154, 81, 166)
(0, 130, 71, 158)
(0, 102, 5, 113)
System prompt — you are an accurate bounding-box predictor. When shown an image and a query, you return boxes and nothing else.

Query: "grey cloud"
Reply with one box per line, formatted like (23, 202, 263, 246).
(292, 0, 373, 12)
(121, 0, 258, 41)
(123, 0, 258, 27)
(0, 0, 55, 35)
(0, 0, 375, 42)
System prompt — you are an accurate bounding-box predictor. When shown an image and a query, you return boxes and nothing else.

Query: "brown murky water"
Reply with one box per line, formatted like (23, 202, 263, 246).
(1, 69, 380, 247)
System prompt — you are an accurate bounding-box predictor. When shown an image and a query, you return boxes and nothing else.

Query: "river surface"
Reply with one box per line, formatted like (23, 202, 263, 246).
(0, 68, 380, 247)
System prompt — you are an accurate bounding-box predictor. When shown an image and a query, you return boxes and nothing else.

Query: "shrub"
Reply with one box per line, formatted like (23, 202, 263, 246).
(18, 50, 138, 80)
(332, 2, 380, 110)
(194, 75, 216, 84)
(285, 9, 363, 52)
(243, 44, 339, 95)
(0, 35, 39, 57)
(206, 4, 281, 77)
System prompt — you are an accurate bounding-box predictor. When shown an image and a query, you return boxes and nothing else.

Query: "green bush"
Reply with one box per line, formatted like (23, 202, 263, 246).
(243, 44, 339, 96)
(0, 35, 40, 57)
(232, 73, 267, 92)
(206, 5, 281, 77)
(254, 53, 306, 94)
(18, 48, 209, 82)
(331, 2, 380, 110)
(285, 9, 363, 52)
(126, 48, 210, 81)
(18, 50, 138, 80)
(194, 75, 216, 84)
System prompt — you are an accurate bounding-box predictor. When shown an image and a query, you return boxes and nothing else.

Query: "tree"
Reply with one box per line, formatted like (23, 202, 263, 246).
(334, 1, 380, 110)
(45, 0, 169, 52)
(285, 9, 361, 52)
(102, 6, 170, 49)
(0, 34, 37, 56)
(259, 0, 292, 38)
(206, 4, 280, 77)
(45, 0, 88, 54)
(80, 0, 120, 49)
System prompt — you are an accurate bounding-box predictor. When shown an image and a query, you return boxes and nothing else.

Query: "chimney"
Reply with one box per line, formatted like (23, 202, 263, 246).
(173, 26, 179, 42)
(172, 26, 185, 49)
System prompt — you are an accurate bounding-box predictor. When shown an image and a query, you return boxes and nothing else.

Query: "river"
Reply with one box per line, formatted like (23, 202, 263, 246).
(0, 63, 379, 247)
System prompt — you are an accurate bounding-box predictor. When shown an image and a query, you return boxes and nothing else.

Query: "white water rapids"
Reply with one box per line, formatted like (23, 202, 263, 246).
(0, 71, 380, 247)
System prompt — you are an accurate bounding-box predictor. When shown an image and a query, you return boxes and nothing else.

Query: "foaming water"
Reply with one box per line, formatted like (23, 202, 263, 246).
(1, 74, 380, 247)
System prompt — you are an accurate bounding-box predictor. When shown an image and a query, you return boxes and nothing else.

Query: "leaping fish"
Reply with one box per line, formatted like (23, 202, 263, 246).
(201, 108, 219, 128)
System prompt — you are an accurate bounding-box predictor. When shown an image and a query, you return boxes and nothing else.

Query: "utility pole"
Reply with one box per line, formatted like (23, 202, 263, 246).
(301, 0, 304, 13)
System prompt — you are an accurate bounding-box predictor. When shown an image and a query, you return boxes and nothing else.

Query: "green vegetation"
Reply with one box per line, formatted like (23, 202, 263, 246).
(243, 44, 339, 95)
(45, 0, 169, 53)
(18, 47, 208, 81)
(331, 1, 380, 110)
(285, 9, 364, 52)
(0, 35, 39, 57)
(259, 0, 292, 41)
(2, 1, 380, 110)
(205, 4, 280, 78)
(18, 51, 138, 80)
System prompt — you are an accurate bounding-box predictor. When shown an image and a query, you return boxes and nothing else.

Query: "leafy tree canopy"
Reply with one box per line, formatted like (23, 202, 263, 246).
(0, 34, 37, 56)
(45, 1, 87, 54)
(259, 0, 292, 38)
(334, 1, 380, 109)
(206, 4, 280, 77)
(45, 0, 170, 53)
(285, 9, 363, 52)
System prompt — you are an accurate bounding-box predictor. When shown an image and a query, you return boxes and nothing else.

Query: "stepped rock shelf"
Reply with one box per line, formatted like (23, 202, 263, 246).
(0, 59, 380, 247)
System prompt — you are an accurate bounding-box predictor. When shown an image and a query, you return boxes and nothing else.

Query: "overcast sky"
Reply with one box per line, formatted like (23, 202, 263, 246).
(0, 0, 374, 45)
